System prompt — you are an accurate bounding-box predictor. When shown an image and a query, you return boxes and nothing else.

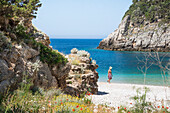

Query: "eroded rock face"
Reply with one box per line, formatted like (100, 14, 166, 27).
(0, 24, 71, 94)
(97, 15, 170, 52)
(65, 49, 99, 95)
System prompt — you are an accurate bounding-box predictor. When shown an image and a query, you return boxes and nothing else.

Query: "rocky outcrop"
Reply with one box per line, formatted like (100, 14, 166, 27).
(0, 19, 71, 94)
(97, 15, 170, 52)
(65, 48, 99, 95)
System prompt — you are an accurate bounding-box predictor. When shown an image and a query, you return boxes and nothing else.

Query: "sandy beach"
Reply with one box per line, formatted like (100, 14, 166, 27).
(91, 82, 170, 110)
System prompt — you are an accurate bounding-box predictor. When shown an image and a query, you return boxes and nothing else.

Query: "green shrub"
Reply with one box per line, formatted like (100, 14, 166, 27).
(12, 25, 68, 65)
(1, 76, 93, 113)
(123, 0, 170, 26)
(118, 87, 156, 113)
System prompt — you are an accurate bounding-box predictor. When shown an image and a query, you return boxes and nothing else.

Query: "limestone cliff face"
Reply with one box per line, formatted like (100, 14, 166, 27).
(97, 15, 170, 52)
(0, 19, 71, 94)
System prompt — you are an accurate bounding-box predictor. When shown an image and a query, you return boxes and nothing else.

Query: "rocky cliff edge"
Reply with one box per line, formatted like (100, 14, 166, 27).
(0, 18, 71, 94)
(97, 15, 170, 52)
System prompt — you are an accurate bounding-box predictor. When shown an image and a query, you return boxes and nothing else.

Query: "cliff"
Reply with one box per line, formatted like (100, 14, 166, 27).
(97, 0, 170, 52)
(0, 17, 71, 94)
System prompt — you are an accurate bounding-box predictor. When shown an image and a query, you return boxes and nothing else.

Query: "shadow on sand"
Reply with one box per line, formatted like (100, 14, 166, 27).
(97, 91, 109, 95)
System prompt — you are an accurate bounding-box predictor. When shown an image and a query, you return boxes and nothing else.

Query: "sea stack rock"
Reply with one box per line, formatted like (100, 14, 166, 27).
(65, 48, 99, 95)
(97, 1, 170, 52)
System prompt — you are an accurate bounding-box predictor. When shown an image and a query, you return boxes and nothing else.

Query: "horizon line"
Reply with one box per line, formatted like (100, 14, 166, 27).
(49, 35, 107, 39)
(50, 37, 104, 39)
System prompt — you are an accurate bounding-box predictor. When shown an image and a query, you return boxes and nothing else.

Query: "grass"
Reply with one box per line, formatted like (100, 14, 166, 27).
(0, 77, 93, 113)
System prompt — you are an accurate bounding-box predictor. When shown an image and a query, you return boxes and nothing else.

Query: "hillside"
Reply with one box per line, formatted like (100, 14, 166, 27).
(0, 1, 71, 94)
(97, 0, 170, 52)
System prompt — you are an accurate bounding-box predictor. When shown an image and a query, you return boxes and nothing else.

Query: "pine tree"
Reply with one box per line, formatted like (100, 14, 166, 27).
(0, 0, 42, 30)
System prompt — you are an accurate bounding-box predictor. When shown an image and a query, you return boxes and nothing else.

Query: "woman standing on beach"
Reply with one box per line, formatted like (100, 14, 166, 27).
(107, 66, 112, 83)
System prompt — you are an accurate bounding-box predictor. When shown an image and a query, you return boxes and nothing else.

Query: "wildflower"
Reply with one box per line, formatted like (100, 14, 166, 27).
(158, 106, 160, 108)
(88, 93, 90, 96)
(72, 109, 75, 111)
(128, 112, 130, 113)
(118, 107, 119, 109)
(48, 100, 50, 103)
(84, 106, 86, 107)
(42, 107, 45, 110)
(80, 108, 83, 110)
(55, 102, 57, 104)
(61, 102, 63, 104)
(67, 99, 68, 101)
(124, 107, 126, 110)
(166, 107, 169, 109)
(130, 103, 132, 104)
(163, 111, 165, 113)
(162, 106, 164, 108)
(60, 100, 62, 101)
(48, 103, 51, 107)
(76, 105, 79, 108)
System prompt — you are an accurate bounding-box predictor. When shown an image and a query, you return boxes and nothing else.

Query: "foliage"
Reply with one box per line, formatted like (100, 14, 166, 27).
(118, 87, 152, 113)
(13, 24, 68, 65)
(0, 32, 12, 51)
(0, 0, 41, 19)
(71, 59, 81, 65)
(128, 87, 154, 113)
(117, 86, 170, 113)
(123, 0, 170, 25)
(0, 76, 93, 113)
(38, 42, 68, 65)
(0, 0, 41, 31)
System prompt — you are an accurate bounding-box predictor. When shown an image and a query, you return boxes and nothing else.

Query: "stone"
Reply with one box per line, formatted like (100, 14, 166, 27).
(0, 21, 71, 94)
(66, 49, 99, 95)
(71, 48, 78, 54)
(0, 59, 13, 82)
(97, 15, 170, 52)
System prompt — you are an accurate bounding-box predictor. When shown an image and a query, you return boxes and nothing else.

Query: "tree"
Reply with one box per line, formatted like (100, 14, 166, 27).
(0, 0, 42, 30)
(132, 0, 138, 4)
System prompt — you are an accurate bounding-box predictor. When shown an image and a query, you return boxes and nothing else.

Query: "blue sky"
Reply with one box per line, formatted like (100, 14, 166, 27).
(32, 0, 132, 39)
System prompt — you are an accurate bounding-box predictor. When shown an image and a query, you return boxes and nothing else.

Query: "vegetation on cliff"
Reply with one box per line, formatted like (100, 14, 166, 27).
(123, 0, 170, 26)
(14, 25, 68, 65)
(0, 0, 67, 65)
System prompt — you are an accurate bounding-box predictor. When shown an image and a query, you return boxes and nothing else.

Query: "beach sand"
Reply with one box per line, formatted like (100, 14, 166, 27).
(91, 82, 170, 110)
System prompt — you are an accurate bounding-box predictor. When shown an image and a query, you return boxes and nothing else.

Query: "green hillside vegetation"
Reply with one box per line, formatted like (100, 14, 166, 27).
(0, 0, 67, 65)
(123, 0, 170, 26)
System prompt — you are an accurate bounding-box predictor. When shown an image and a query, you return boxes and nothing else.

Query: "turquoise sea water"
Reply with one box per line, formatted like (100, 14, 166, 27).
(50, 39, 170, 86)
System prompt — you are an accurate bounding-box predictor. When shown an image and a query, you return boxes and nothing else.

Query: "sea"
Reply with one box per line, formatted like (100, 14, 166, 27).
(50, 39, 170, 86)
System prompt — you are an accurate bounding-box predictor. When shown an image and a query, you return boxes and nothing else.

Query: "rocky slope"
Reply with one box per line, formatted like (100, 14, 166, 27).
(98, 1, 170, 52)
(0, 18, 71, 94)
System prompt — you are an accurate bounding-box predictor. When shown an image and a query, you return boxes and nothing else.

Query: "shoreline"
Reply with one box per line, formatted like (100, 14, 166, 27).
(98, 81, 170, 87)
(91, 82, 170, 110)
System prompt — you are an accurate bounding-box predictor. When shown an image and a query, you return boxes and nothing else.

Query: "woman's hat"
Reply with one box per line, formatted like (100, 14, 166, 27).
(109, 66, 112, 69)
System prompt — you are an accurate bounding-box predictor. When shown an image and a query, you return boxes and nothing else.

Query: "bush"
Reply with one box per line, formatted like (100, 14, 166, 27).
(12, 25, 68, 65)
(0, 76, 93, 113)
(123, 0, 170, 26)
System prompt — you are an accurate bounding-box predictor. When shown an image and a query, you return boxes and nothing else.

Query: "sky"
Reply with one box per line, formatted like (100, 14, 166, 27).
(32, 0, 132, 39)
